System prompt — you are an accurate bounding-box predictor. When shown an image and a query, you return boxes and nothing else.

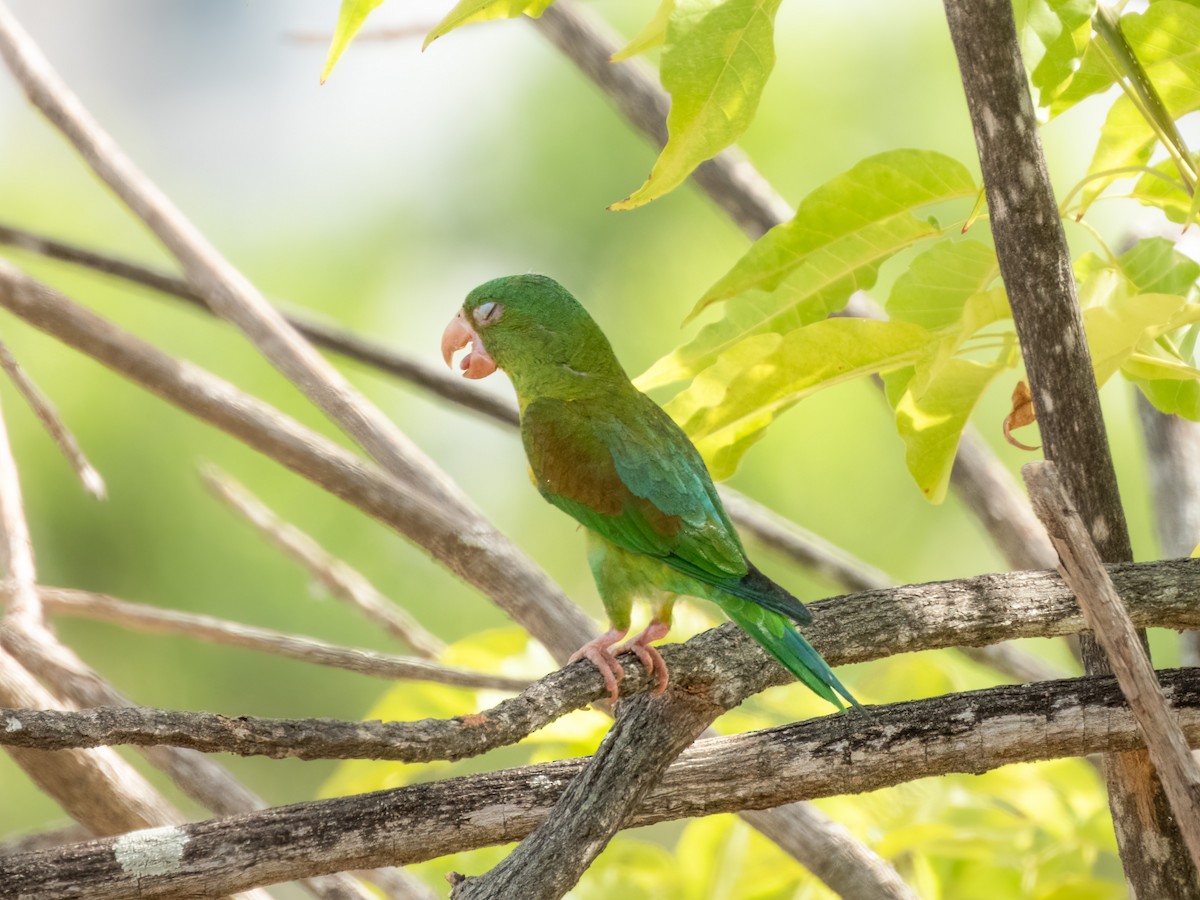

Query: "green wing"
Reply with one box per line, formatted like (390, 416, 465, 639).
(522, 394, 746, 578)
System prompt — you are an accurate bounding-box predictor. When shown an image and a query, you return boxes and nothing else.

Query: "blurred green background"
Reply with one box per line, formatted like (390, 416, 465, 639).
(0, 1, 1178, 896)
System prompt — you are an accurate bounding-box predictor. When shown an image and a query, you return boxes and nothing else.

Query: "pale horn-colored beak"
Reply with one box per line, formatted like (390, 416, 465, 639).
(441, 309, 498, 380)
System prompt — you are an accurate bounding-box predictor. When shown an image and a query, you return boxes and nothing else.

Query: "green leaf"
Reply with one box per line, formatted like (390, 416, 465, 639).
(1080, 2, 1200, 210)
(1026, 0, 1099, 108)
(1117, 236, 1200, 295)
(424, 0, 554, 49)
(1083, 292, 1189, 383)
(610, 0, 782, 210)
(666, 318, 934, 479)
(893, 345, 1015, 503)
(637, 150, 976, 390)
(1127, 343, 1200, 419)
(321, 0, 387, 84)
(1130, 157, 1200, 226)
(612, 0, 675, 61)
(887, 239, 1001, 329)
(1045, 40, 1117, 118)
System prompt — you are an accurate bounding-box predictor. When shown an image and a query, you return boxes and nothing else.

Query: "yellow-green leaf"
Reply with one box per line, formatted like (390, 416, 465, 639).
(1084, 292, 1189, 384)
(637, 150, 976, 390)
(894, 346, 1015, 503)
(321, 0, 388, 84)
(1080, 2, 1200, 211)
(666, 318, 934, 479)
(425, 0, 554, 49)
(611, 0, 782, 210)
(612, 0, 675, 61)
(1025, 0, 1098, 109)
(887, 239, 1001, 329)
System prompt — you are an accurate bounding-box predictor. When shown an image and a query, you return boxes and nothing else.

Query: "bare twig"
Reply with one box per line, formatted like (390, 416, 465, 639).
(200, 466, 444, 658)
(10, 557, 1200, 763)
(0, 338, 103, 498)
(3, 669, 1200, 900)
(0, 3, 465, 513)
(38, 587, 526, 692)
(0, 395, 39, 626)
(0, 261, 597, 662)
(0, 222, 521, 430)
(1025, 461, 1200, 870)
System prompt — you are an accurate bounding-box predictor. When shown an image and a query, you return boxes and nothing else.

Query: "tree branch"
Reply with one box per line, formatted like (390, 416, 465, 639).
(0, 260, 597, 663)
(4, 669, 1200, 900)
(0, 338, 104, 499)
(1026, 461, 1200, 871)
(6, 556, 1199, 763)
(38, 587, 526, 692)
(199, 466, 445, 658)
(940, 0, 1194, 891)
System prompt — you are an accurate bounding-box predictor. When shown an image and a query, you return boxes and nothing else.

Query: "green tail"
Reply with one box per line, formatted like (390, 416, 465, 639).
(722, 600, 860, 712)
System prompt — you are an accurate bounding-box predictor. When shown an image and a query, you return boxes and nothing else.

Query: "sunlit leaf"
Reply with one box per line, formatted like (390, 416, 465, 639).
(887, 238, 1000, 329)
(667, 318, 934, 479)
(1083, 292, 1189, 383)
(637, 150, 975, 390)
(894, 343, 1016, 502)
(1129, 158, 1197, 225)
(1026, 0, 1098, 108)
(1117, 236, 1200, 295)
(321, 0, 388, 83)
(1080, 2, 1200, 210)
(611, 0, 783, 209)
(424, 0, 554, 49)
(611, 0, 675, 61)
(1045, 39, 1118, 117)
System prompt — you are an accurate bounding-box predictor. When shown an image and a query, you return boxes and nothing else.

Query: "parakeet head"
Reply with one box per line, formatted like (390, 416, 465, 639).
(441, 274, 626, 390)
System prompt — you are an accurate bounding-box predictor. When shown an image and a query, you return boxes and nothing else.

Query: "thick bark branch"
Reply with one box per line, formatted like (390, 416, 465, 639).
(4, 556, 1198, 765)
(4, 669, 1200, 900)
(1026, 461, 1200, 871)
(940, 0, 1193, 892)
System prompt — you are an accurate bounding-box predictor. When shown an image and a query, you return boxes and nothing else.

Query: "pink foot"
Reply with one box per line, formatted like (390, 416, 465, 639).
(568, 628, 628, 703)
(617, 622, 672, 696)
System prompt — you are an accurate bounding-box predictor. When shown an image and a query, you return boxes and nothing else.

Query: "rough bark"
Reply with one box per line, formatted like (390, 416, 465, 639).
(941, 0, 1195, 893)
(4, 669, 1200, 900)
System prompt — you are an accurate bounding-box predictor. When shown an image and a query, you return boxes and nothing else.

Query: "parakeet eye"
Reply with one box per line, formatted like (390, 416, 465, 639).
(473, 301, 503, 326)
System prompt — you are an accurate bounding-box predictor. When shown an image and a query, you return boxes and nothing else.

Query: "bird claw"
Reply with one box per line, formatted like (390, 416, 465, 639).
(569, 629, 627, 704)
(616, 622, 672, 696)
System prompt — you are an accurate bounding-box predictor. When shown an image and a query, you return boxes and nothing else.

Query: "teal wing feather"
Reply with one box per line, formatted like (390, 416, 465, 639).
(521, 395, 812, 624)
(721, 598, 860, 711)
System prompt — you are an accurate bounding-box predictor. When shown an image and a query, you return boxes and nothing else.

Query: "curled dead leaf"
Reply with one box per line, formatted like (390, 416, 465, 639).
(1004, 380, 1040, 451)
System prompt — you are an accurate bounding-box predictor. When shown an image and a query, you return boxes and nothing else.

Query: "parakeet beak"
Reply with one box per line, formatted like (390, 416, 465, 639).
(441, 309, 497, 380)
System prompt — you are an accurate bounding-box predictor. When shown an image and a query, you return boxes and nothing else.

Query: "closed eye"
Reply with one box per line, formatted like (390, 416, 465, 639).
(473, 301, 504, 325)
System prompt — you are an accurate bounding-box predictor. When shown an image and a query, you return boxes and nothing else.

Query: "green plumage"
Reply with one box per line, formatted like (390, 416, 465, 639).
(458, 274, 858, 710)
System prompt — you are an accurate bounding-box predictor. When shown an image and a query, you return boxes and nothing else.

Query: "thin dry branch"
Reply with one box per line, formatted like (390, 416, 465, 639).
(1026, 461, 1200, 870)
(8, 556, 1200, 763)
(0, 338, 103, 498)
(0, 394, 39, 626)
(0, 260, 597, 663)
(4, 669, 1200, 900)
(199, 465, 444, 658)
(0, 3, 466, 511)
(38, 587, 527, 692)
(0, 223, 521, 430)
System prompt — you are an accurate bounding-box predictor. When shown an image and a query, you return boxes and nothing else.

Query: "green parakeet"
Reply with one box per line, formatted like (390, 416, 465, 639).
(442, 274, 858, 710)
